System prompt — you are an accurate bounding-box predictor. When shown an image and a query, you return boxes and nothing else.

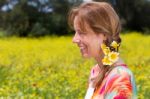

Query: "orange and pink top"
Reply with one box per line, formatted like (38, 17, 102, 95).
(84, 64, 137, 99)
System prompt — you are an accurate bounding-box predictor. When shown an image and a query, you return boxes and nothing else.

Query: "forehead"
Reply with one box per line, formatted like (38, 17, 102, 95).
(73, 16, 80, 30)
(73, 16, 90, 32)
(74, 16, 83, 31)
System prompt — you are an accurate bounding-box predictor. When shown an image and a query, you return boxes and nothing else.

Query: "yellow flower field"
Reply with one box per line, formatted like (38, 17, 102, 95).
(0, 32, 149, 98)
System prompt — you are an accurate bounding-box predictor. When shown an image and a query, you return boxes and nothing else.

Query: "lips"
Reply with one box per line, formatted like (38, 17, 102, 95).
(78, 44, 86, 50)
(77, 43, 88, 54)
(80, 46, 85, 50)
(79, 45, 87, 54)
(77, 43, 89, 57)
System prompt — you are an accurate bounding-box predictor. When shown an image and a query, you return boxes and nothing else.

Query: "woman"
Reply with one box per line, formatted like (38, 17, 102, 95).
(68, 1, 137, 99)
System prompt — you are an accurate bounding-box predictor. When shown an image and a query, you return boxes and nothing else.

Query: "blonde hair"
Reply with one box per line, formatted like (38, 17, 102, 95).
(68, 2, 122, 89)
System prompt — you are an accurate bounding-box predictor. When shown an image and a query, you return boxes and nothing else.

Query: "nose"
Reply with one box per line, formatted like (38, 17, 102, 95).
(72, 32, 80, 44)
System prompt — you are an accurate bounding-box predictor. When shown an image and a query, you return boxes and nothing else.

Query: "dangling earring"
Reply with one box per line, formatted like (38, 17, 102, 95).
(100, 41, 120, 66)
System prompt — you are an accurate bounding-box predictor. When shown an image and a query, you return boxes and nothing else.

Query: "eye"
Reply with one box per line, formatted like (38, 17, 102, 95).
(78, 31, 86, 35)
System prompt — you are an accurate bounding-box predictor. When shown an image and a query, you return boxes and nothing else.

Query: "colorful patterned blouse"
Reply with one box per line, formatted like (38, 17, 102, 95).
(84, 64, 137, 99)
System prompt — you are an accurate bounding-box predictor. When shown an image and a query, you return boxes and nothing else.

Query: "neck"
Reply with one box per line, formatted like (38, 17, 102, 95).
(94, 52, 104, 70)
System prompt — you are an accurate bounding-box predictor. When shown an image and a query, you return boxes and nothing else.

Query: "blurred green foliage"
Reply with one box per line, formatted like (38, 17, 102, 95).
(0, 0, 149, 37)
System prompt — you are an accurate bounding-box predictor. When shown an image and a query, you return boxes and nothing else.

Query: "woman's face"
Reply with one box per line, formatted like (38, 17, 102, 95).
(73, 16, 106, 58)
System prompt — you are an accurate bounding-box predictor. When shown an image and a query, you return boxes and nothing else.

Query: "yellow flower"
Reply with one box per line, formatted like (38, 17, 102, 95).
(101, 43, 106, 50)
(103, 47, 110, 55)
(101, 42, 120, 66)
(108, 51, 119, 62)
(110, 41, 120, 50)
(102, 56, 113, 65)
(101, 43, 110, 55)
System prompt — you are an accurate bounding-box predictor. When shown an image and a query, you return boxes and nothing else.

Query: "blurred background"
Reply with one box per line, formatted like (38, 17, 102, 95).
(0, 0, 149, 37)
(0, 0, 149, 98)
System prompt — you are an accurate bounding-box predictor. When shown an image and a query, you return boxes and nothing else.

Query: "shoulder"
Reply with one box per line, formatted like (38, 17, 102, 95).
(108, 66, 134, 78)
(104, 66, 135, 90)
(105, 66, 137, 94)
(105, 66, 135, 87)
(104, 66, 137, 98)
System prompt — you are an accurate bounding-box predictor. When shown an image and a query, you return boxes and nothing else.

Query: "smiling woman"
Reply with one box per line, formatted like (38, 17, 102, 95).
(68, 1, 137, 99)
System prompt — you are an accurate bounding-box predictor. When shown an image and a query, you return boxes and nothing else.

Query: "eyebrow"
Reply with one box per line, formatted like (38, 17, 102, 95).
(74, 28, 87, 34)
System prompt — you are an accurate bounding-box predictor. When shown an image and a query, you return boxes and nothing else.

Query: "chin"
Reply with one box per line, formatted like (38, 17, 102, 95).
(81, 53, 91, 58)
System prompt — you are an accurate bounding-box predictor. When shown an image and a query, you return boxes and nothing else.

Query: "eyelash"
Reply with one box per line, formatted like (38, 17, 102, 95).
(78, 32, 85, 35)
(74, 30, 86, 36)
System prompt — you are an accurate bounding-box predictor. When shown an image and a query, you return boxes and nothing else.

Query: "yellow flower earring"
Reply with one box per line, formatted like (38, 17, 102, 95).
(101, 41, 120, 66)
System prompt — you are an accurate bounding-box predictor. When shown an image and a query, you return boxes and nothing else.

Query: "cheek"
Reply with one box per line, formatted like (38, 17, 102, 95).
(89, 38, 104, 55)
(88, 40, 100, 53)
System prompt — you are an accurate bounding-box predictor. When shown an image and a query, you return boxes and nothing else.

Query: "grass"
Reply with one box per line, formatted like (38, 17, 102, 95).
(0, 32, 149, 98)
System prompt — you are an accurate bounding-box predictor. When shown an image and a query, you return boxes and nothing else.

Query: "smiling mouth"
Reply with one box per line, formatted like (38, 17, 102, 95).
(77, 44, 88, 54)
(79, 46, 85, 50)
(79, 46, 88, 54)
